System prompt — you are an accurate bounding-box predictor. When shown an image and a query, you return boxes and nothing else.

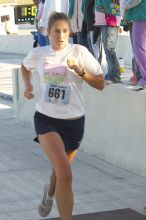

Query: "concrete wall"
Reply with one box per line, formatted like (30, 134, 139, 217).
(13, 68, 146, 177)
(0, 34, 33, 54)
(12, 68, 40, 123)
(0, 33, 132, 66)
(82, 84, 146, 177)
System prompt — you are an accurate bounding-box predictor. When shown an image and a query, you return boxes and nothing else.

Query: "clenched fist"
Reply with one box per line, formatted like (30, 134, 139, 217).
(24, 83, 34, 100)
(67, 59, 83, 76)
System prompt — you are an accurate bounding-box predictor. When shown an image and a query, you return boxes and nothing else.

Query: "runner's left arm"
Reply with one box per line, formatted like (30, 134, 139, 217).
(67, 59, 104, 90)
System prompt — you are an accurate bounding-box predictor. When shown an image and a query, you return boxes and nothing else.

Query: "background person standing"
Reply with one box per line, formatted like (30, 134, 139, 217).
(124, 0, 146, 91)
(94, 0, 121, 84)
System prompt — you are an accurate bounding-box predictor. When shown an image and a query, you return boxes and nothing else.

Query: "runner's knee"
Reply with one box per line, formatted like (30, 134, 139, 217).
(56, 164, 72, 183)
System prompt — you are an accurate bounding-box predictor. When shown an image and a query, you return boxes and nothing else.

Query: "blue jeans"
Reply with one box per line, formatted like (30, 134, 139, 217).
(77, 32, 88, 48)
(87, 32, 95, 56)
(72, 34, 78, 44)
(37, 32, 47, 47)
(77, 32, 95, 56)
(101, 26, 120, 79)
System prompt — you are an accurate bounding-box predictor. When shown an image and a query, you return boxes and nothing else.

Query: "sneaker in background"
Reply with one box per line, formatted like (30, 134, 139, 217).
(105, 75, 121, 85)
(132, 84, 146, 91)
(123, 74, 138, 86)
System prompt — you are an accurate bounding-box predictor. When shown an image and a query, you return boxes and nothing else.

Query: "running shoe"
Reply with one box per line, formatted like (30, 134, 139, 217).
(38, 184, 53, 217)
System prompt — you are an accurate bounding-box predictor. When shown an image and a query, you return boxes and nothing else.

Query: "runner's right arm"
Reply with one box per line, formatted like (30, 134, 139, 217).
(21, 64, 34, 99)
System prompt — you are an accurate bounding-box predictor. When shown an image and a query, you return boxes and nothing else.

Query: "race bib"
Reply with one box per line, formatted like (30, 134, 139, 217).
(44, 84, 71, 105)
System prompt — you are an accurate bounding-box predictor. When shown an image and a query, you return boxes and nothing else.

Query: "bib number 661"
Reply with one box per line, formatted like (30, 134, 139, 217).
(48, 88, 65, 99)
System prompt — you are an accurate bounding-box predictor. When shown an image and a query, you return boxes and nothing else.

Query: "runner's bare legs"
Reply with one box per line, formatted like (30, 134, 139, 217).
(48, 150, 77, 197)
(39, 132, 77, 220)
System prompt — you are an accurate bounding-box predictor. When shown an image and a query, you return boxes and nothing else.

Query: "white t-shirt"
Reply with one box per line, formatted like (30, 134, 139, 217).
(39, 0, 69, 28)
(23, 43, 103, 119)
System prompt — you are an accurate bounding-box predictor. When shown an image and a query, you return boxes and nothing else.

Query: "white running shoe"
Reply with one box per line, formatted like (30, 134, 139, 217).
(38, 184, 53, 217)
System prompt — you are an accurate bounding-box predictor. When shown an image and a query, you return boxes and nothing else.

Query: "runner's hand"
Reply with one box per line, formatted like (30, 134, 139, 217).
(67, 59, 82, 76)
(24, 83, 34, 100)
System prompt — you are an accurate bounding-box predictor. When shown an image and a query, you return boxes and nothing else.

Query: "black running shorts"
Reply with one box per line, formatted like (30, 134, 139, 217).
(34, 111, 85, 152)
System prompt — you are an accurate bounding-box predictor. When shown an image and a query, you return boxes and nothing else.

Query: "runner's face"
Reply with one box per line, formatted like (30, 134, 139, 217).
(48, 20, 70, 51)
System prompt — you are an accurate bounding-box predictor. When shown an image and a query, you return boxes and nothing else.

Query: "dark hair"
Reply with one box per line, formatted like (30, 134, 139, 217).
(39, 0, 45, 3)
(48, 12, 70, 30)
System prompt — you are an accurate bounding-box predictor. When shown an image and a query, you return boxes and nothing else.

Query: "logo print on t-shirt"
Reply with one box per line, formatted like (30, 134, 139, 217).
(43, 64, 67, 84)
(43, 64, 71, 105)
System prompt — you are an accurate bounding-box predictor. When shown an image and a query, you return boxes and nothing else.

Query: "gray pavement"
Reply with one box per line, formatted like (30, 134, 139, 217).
(0, 53, 146, 219)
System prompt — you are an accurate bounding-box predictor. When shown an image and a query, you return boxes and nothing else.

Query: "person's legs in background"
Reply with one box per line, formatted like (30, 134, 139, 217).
(101, 26, 121, 83)
(87, 31, 95, 56)
(132, 20, 146, 91)
(131, 57, 141, 84)
(129, 24, 141, 85)
(69, 33, 77, 44)
(89, 26, 102, 59)
(45, 35, 50, 45)
(77, 30, 96, 57)
(77, 31, 88, 47)
(71, 33, 78, 44)
(90, 27, 108, 75)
